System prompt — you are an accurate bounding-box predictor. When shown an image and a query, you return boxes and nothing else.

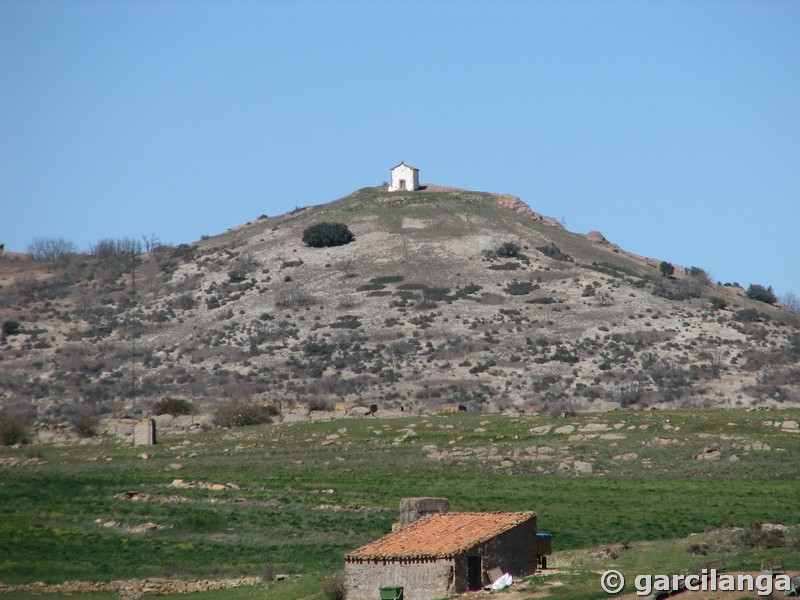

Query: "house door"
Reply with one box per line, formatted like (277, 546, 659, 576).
(398, 179, 406, 190)
(467, 556, 482, 591)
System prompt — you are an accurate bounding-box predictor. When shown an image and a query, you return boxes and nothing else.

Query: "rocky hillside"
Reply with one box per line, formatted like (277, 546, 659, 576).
(1, 185, 798, 424)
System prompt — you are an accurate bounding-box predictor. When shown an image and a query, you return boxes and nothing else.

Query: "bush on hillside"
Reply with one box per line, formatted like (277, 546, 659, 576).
(2, 320, 20, 337)
(321, 574, 345, 600)
(0, 415, 30, 446)
(495, 242, 522, 258)
(213, 399, 279, 428)
(302, 222, 354, 248)
(746, 284, 777, 305)
(28, 237, 77, 261)
(537, 243, 573, 262)
(153, 397, 195, 416)
(659, 261, 675, 277)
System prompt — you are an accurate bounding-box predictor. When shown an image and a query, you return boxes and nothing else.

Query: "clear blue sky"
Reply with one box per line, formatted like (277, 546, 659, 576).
(2, 0, 798, 296)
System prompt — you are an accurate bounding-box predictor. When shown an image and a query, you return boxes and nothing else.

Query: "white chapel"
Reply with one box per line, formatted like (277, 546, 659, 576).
(388, 162, 420, 192)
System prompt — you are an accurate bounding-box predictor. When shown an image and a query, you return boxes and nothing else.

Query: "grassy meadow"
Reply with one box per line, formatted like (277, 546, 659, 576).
(1, 408, 798, 599)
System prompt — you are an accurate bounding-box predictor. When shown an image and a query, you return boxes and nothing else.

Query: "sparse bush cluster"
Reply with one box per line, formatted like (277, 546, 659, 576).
(2, 320, 20, 337)
(153, 397, 195, 416)
(536, 243, 573, 262)
(213, 398, 279, 428)
(302, 222, 354, 248)
(321, 573, 345, 600)
(0, 414, 30, 446)
(27, 237, 77, 261)
(737, 521, 785, 550)
(91, 237, 143, 258)
(746, 284, 777, 305)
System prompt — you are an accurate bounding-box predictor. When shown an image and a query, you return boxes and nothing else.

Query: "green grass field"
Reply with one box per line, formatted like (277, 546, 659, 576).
(1, 408, 798, 599)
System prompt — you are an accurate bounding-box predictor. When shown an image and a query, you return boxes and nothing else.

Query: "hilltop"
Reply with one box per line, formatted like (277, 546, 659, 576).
(1, 185, 798, 425)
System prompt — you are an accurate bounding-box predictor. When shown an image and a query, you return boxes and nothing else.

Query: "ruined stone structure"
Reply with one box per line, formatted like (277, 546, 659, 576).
(133, 418, 156, 446)
(388, 162, 420, 192)
(399, 497, 450, 529)
(345, 510, 537, 600)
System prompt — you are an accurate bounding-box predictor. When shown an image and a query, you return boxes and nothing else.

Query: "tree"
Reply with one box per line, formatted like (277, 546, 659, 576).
(781, 291, 800, 314)
(302, 222, 354, 248)
(746, 284, 777, 305)
(659, 261, 675, 277)
(27, 237, 77, 261)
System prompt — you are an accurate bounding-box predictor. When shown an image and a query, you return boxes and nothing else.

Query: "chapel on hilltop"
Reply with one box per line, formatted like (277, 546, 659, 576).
(388, 162, 420, 192)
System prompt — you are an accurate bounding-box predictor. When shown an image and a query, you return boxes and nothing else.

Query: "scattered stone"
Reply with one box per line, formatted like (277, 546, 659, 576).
(728, 454, 740, 462)
(694, 445, 721, 460)
(780, 420, 798, 432)
(554, 425, 575, 435)
(581, 423, 611, 432)
(528, 425, 552, 435)
(613, 453, 638, 461)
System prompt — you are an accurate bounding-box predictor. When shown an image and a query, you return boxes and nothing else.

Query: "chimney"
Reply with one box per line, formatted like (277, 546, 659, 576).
(399, 497, 450, 529)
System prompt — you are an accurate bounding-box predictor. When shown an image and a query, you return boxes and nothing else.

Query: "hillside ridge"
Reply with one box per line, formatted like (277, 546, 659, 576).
(1, 185, 798, 429)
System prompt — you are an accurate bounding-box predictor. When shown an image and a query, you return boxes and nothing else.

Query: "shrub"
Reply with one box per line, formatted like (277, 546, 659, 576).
(746, 284, 777, 305)
(228, 268, 247, 283)
(2, 320, 20, 337)
(213, 399, 279, 428)
(321, 573, 345, 600)
(709, 297, 727, 310)
(174, 294, 197, 310)
(72, 414, 99, 438)
(153, 397, 195, 416)
(537, 243, 573, 262)
(302, 222, 354, 248)
(0, 415, 30, 446)
(495, 242, 521, 258)
(504, 281, 535, 295)
(735, 308, 761, 323)
(738, 522, 785, 549)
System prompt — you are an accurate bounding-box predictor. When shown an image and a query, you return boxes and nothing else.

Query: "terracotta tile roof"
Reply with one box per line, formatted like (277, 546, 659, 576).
(345, 512, 536, 561)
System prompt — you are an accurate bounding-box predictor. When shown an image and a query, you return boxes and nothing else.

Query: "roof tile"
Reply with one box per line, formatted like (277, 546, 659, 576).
(345, 512, 536, 561)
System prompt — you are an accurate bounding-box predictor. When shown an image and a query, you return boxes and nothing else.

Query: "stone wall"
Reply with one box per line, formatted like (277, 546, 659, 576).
(453, 516, 538, 591)
(399, 497, 450, 528)
(345, 559, 454, 600)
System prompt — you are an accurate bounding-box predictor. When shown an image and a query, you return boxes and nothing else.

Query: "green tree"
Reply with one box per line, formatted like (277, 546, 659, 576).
(302, 222, 354, 248)
(746, 284, 777, 305)
(659, 261, 675, 277)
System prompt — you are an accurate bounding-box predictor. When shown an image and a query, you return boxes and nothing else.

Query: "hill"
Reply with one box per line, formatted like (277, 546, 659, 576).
(1, 185, 798, 426)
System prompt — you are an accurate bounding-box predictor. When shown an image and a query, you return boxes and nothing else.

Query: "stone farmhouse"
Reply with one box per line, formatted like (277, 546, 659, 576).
(345, 504, 537, 600)
(388, 162, 420, 192)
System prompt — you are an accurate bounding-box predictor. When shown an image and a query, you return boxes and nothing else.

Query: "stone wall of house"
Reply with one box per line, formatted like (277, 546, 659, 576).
(453, 516, 538, 592)
(345, 559, 454, 600)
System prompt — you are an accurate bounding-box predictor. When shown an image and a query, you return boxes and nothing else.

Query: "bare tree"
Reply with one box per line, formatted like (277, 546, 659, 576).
(781, 291, 800, 314)
(27, 237, 77, 261)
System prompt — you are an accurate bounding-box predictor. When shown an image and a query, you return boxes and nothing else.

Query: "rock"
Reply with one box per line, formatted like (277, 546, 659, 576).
(528, 425, 552, 435)
(694, 446, 721, 460)
(581, 423, 611, 432)
(613, 453, 638, 461)
(573, 460, 593, 474)
(728, 454, 740, 462)
(780, 420, 798, 431)
(553, 425, 575, 435)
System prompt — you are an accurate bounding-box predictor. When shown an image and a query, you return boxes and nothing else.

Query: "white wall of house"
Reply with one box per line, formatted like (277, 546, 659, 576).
(388, 163, 420, 191)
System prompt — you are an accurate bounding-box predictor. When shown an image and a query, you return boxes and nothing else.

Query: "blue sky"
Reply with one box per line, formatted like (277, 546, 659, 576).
(1, 0, 798, 296)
